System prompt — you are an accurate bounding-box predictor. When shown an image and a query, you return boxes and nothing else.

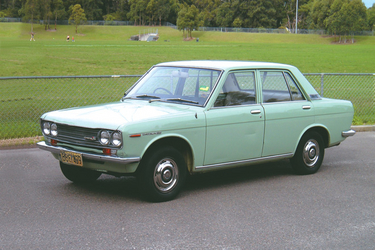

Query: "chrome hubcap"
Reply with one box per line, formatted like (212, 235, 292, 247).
(153, 158, 178, 193)
(303, 139, 319, 168)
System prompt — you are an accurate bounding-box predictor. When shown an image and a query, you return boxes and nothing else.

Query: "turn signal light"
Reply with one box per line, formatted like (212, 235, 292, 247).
(51, 139, 58, 146)
(103, 148, 117, 155)
(103, 148, 111, 155)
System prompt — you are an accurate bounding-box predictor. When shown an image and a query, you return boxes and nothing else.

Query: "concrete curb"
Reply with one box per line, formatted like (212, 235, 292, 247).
(351, 125, 375, 132)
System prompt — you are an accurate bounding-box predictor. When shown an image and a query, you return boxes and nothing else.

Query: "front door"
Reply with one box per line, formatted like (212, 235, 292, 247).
(203, 71, 265, 165)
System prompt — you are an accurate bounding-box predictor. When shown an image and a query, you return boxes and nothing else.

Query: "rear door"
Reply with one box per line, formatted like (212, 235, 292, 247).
(260, 70, 314, 157)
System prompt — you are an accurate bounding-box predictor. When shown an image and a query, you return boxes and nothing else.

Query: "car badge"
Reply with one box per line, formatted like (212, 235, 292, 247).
(84, 136, 97, 141)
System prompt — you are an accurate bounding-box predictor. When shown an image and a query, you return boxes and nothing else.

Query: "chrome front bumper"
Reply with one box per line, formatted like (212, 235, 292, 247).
(37, 141, 140, 165)
(342, 129, 356, 137)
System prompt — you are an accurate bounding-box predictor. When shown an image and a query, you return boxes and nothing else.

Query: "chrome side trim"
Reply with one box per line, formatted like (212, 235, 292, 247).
(37, 141, 140, 165)
(195, 153, 293, 172)
(342, 129, 356, 137)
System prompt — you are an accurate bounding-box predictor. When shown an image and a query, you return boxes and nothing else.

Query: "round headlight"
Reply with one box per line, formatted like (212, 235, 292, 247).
(43, 122, 51, 135)
(51, 123, 58, 136)
(112, 132, 122, 147)
(100, 131, 110, 145)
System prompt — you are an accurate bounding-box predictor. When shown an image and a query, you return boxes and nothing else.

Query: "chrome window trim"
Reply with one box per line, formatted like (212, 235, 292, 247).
(261, 99, 309, 105)
(210, 102, 260, 110)
(259, 69, 307, 103)
(211, 70, 257, 108)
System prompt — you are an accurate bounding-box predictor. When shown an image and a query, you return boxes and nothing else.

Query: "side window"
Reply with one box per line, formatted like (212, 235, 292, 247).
(214, 71, 256, 107)
(284, 72, 305, 101)
(261, 71, 291, 103)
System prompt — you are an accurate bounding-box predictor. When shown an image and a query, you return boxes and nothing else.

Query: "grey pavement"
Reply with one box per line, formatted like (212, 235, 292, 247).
(0, 132, 374, 249)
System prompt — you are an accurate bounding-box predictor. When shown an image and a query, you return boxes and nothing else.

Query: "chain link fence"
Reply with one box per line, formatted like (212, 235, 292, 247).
(304, 73, 374, 125)
(0, 73, 374, 141)
(0, 75, 141, 140)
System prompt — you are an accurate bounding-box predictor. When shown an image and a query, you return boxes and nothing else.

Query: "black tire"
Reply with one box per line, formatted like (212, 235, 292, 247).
(290, 131, 325, 175)
(137, 146, 187, 202)
(60, 162, 101, 183)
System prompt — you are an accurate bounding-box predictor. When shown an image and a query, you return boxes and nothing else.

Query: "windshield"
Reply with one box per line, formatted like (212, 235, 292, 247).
(125, 66, 221, 106)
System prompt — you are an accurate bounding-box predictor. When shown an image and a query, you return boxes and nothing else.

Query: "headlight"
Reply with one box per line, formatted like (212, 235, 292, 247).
(100, 131, 110, 145)
(112, 131, 122, 147)
(43, 122, 51, 135)
(51, 123, 58, 136)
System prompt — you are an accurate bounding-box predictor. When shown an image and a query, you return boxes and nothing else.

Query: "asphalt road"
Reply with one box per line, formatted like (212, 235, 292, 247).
(1, 132, 374, 250)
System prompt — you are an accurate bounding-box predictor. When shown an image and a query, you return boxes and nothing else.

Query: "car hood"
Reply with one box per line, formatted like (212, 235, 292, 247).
(41, 99, 201, 130)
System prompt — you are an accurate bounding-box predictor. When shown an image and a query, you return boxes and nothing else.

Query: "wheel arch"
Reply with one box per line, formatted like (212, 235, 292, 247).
(140, 136, 194, 174)
(299, 126, 330, 149)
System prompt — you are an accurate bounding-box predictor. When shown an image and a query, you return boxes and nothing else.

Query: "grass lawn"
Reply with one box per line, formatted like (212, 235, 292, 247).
(1, 23, 375, 76)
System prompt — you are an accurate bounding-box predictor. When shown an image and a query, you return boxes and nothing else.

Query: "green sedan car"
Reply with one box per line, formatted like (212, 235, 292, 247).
(37, 61, 355, 201)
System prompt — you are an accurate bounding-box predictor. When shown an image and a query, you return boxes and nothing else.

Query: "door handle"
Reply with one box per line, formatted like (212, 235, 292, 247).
(251, 109, 261, 114)
(302, 105, 311, 110)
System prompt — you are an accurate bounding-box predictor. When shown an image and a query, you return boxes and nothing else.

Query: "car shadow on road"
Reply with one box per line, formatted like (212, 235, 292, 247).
(60, 160, 294, 202)
(184, 160, 294, 192)
(62, 175, 142, 202)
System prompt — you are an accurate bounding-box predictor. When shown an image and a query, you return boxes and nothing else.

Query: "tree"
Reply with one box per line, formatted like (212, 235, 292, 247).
(345, 0, 368, 42)
(215, 1, 234, 27)
(177, 3, 188, 37)
(177, 4, 201, 39)
(19, 0, 41, 32)
(156, 0, 171, 26)
(232, 17, 242, 28)
(325, 0, 347, 40)
(69, 4, 87, 33)
(52, 0, 65, 30)
(81, 0, 102, 20)
(194, 0, 221, 27)
(2, 0, 23, 17)
(246, 0, 277, 28)
(297, 0, 314, 29)
(146, 0, 157, 25)
(368, 4, 375, 31)
(127, 0, 149, 25)
(41, 0, 52, 30)
(310, 0, 334, 29)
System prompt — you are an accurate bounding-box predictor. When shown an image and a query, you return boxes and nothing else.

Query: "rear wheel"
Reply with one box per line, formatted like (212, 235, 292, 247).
(60, 162, 101, 183)
(291, 131, 325, 175)
(137, 146, 187, 202)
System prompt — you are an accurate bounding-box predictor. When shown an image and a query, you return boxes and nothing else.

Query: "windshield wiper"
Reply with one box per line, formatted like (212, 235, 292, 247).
(135, 94, 161, 99)
(149, 98, 199, 104)
(166, 98, 199, 104)
(122, 95, 161, 102)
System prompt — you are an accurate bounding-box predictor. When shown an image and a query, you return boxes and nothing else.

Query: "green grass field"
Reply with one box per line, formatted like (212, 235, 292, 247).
(0, 23, 374, 140)
(1, 23, 375, 76)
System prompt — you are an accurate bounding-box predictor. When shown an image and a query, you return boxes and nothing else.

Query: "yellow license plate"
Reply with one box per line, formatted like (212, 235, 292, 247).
(60, 150, 83, 167)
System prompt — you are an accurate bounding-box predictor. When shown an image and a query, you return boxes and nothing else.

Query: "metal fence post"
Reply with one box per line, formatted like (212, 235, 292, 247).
(320, 73, 324, 97)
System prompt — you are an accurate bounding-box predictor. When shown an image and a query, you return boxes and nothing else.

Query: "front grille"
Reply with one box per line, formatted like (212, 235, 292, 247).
(42, 121, 118, 149)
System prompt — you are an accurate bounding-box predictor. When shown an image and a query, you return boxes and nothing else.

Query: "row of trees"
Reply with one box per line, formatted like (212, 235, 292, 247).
(1, 0, 374, 36)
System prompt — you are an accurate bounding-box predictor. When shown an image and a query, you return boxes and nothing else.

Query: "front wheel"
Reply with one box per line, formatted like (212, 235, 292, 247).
(60, 162, 102, 183)
(290, 131, 325, 175)
(137, 146, 187, 202)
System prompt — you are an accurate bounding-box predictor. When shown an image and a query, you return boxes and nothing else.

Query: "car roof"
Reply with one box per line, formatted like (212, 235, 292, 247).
(156, 60, 295, 71)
